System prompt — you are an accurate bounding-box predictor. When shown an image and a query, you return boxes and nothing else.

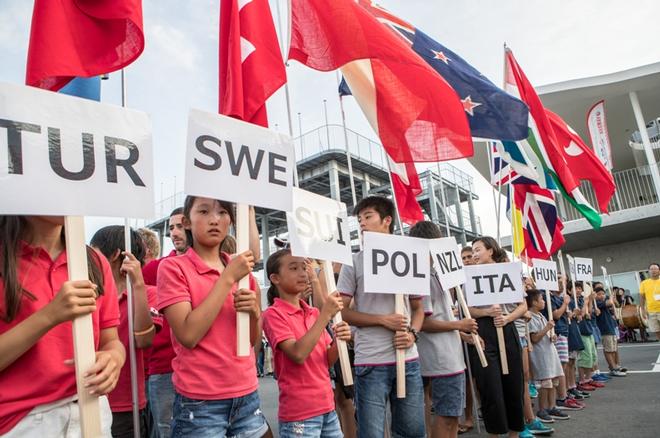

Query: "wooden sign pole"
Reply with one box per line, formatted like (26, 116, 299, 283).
(496, 309, 509, 375)
(321, 261, 353, 386)
(123, 220, 140, 438)
(236, 203, 251, 356)
(394, 293, 406, 398)
(453, 287, 487, 367)
(64, 216, 101, 437)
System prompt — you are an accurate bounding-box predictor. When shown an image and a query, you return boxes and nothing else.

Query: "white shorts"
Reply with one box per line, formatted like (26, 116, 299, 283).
(648, 312, 660, 333)
(1, 396, 112, 438)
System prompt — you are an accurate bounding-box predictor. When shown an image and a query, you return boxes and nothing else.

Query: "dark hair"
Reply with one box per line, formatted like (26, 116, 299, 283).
(409, 220, 443, 239)
(353, 196, 395, 233)
(575, 281, 583, 290)
(594, 286, 605, 293)
(220, 235, 236, 254)
(566, 279, 573, 292)
(266, 249, 291, 306)
(649, 262, 660, 269)
(525, 289, 543, 308)
(170, 207, 184, 217)
(90, 225, 146, 267)
(0, 216, 105, 322)
(182, 196, 236, 247)
(472, 236, 508, 263)
(461, 246, 472, 254)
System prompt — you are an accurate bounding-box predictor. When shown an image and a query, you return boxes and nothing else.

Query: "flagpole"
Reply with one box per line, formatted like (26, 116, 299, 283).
(336, 71, 358, 208)
(435, 162, 452, 239)
(274, 0, 299, 187)
(121, 68, 141, 438)
(385, 160, 408, 399)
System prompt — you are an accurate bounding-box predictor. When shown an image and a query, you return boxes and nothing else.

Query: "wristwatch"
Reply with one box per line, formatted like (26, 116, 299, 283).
(407, 326, 419, 342)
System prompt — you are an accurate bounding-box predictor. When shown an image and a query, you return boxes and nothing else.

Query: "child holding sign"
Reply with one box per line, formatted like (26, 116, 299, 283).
(262, 249, 351, 437)
(337, 196, 426, 438)
(409, 222, 479, 438)
(0, 215, 125, 436)
(525, 289, 568, 423)
(468, 237, 527, 438)
(156, 196, 271, 437)
(90, 226, 162, 437)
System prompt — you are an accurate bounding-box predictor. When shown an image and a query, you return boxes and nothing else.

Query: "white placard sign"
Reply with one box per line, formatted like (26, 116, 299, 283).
(429, 236, 465, 289)
(287, 188, 353, 266)
(185, 109, 294, 211)
(574, 257, 593, 282)
(0, 82, 154, 218)
(531, 259, 559, 291)
(363, 231, 430, 296)
(463, 262, 524, 306)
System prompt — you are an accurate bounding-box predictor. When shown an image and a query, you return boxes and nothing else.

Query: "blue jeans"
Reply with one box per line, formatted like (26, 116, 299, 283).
(279, 411, 343, 438)
(148, 373, 175, 438)
(171, 390, 268, 438)
(354, 360, 425, 438)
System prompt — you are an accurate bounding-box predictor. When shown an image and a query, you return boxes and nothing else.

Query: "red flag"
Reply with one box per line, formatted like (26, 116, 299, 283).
(388, 158, 424, 225)
(505, 49, 579, 193)
(219, 0, 286, 127)
(546, 110, 615, 213)
(288, 0, 472, 163)
(26, 0, 144, 91)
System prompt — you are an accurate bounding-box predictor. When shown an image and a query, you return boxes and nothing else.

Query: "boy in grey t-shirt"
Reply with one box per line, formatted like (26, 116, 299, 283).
(336, 196, 425, 438)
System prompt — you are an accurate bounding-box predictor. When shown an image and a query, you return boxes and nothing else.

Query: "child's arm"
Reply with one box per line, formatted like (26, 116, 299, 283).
(164, 251, 253, 349)
(326, 321, 352, 366)
(121, 252, 155, 348)
(278, 293, 343, 364)
(552, 294, 571, 320)
(530, 319, 555, 344)
(422, 317, 478, 334)
(84, 327, 126, 395)
(0, 280, 98, 371)
(309, 261, 327, 310)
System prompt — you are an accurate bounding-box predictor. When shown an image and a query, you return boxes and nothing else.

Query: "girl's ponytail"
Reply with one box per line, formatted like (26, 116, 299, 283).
(265, 248, 291, 307)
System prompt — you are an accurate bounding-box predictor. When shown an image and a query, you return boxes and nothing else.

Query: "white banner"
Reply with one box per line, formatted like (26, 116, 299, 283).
(463, 262, 524, 306)
(0, 82, 154, 218)
(574, 257, 593, 282)
(363, 231, 430, 296)
(287, 188, 353, 266)
(429, 236, 466, 290)
(587, 100, 613, 170)
(531, 258, 559, 291)
(185, 109, 294, 211)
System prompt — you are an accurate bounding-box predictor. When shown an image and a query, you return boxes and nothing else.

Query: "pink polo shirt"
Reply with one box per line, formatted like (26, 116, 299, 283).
(262, 298, 334, 422)
(108, 286, 162, 412)
(156, 248, 258, 400)
(0, 242, 120, 435)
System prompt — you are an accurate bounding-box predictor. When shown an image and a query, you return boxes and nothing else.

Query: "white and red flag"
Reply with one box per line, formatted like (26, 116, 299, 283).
(288, 0, 472, 163)
(219, 0, 286, 127)
(387, 158, 424, 225)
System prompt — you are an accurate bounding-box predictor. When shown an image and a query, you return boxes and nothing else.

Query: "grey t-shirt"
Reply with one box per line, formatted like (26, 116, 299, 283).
(418, 271, 466, 376)
(528, 312, 564, 380)
(336, 251, 419, 366)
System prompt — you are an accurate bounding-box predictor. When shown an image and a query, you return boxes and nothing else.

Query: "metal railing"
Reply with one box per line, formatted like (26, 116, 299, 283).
(558, 163, 660, 222)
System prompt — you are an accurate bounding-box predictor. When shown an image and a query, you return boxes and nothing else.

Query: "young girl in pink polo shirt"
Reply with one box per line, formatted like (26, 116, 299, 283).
(262, 249, 351, 438)
(157, 196, 271, 438)
(0, 215, 125, 437)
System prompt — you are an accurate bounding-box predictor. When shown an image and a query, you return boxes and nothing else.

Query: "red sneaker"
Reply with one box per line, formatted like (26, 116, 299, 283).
(562, 398, 585, 410)
(588, 380, 605, 388)
(577, 383, 596, 391)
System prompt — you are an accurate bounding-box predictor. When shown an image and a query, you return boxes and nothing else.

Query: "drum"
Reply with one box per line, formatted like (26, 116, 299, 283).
(621, 304, 649, 329)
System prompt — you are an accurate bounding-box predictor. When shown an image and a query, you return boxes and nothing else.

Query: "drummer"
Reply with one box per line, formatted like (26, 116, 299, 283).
(640, 262, 660, 341)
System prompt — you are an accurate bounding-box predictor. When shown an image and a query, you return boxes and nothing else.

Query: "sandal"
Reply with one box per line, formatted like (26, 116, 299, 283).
(458, 424, 473, 434)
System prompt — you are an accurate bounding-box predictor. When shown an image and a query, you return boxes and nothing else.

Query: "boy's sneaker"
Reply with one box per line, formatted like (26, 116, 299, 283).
(537, 410, 555, 423)
(567, 388, 586, 400)
(529, 382, 539, 399)
(588, 380, 606, 388)
(520, 428, 535, 438)
(556, 398, 585, 410)
(577, 383, 596, 392)
(610, 369, 627, 377)
(548, 407, 570, 420)
(592, 373, 610, 382)
(526, 418, 555, 435)
(617, 366, 628, 372)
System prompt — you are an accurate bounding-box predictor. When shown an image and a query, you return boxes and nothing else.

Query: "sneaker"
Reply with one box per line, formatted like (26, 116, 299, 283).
(548, 407, 570, 420)
(592, 373, 610, 382)
(577, 383, 596, 392)
(526, 418, 555, 435)
(520, 428, 535, 438)
(567, 389, 586, 400)
(609, 369, 627, 377)
(537, 410, 555, 423)
(556, 398, 585, 410)
(617, 366, 628, 372)
(588, 380, 606, 388)
(529, 382, 539, 399)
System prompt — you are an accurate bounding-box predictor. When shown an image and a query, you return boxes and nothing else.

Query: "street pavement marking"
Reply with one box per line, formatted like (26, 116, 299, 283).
(627, 351, 660, 373)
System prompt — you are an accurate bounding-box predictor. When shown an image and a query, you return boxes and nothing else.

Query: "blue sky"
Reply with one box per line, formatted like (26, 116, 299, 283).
(1, 0, 659, 245)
